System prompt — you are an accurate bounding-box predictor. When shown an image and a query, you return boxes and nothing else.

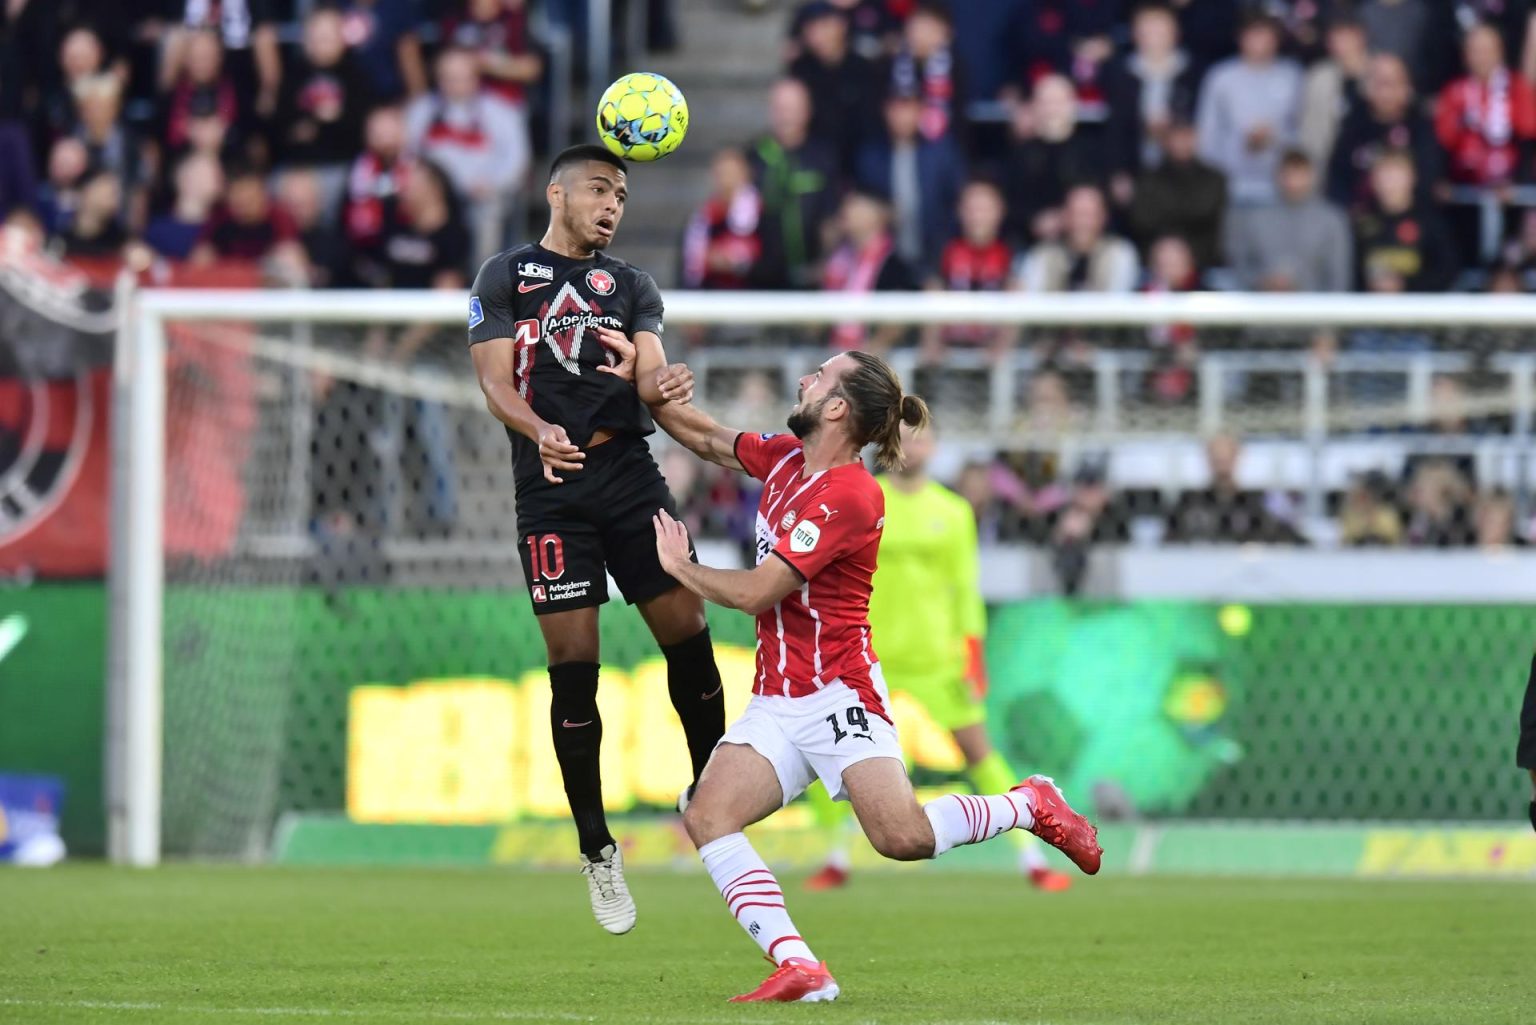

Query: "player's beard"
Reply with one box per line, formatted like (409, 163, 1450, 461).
(786, 395, 827, 441)
(561, 206, 604, 254)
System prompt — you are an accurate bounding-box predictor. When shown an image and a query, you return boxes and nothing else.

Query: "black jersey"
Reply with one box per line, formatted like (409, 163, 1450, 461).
(467, 242, 665, 482)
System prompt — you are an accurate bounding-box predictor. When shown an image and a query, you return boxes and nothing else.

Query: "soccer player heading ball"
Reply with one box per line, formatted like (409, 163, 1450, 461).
(596, 336, 1103, 1002)
(467, 145, 724, 935)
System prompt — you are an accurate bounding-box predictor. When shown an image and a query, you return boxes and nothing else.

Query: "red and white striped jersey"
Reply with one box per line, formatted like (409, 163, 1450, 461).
(734, 431, 888, 719)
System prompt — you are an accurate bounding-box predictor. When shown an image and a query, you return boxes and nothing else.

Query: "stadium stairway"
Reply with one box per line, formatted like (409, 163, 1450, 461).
(605, 0, 783, 286)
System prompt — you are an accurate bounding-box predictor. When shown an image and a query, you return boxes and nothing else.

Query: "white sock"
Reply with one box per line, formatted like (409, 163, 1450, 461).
(923, 790, 1035, 858)
(699, 833, 816, 965)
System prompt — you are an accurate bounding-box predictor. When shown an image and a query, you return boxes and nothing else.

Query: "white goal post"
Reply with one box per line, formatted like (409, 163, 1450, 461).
(110, 288, 1536, 865)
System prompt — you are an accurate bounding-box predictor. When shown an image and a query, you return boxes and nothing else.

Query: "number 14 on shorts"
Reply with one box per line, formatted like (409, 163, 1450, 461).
(826, 706, 873, 744)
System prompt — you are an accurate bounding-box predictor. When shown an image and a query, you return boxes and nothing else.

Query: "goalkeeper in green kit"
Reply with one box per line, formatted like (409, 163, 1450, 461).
(804, 421, 1073, 892)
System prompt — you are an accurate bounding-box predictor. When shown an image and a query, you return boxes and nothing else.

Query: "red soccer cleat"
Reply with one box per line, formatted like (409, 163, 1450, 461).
(804, 864, 849, 891)
(1012, 775, 1102, 875)
(1029, 866, 1073, 892)
(729, 958, 840, 1003)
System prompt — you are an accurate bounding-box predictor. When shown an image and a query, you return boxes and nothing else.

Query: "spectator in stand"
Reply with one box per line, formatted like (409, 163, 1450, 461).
(789, 1, 883, 177)
(1353, 148, 1456, 292)
(1358, 0, 1436, 93)
(405, 47, 530, 263)
(36, 27, 115, 156)
(1049, 461, 1130, 596)
(821, 191, 917, 351)
(57, 169, 127, 259)
(1000, 74, 1107, 245)
(68, 73, 144, 225)
(1014, 183, 1139, 293)
(749, 77, 838, 288)
(681, 147, 763, 289)
(1165, 433, 1305, 544)
(787, 0, 902, 63)
(1226, 149, 1352, 292)
(1339, 471, 1404, 546)
(193, 165, 306, 279)
(921, 179, 1016, 365)
(1436, 22, 1536, 187)
(1299, 15, 1370, 169)
(273, 8, 376, 212)
(1128, 117, 1227, 269)
(144, 151, 223, 262)
(1452, 1, 1536, 80)
(1403, 458, 1475, 547)
(855, 91, 965, 276)
(440, 0, 544, 109)
(344, 104, 414, 277)
(954, 459, 1006, 543)
(336, 0, 429, 101)
(1140, 235, 1201, 404)
(1475, 487, 1527, 548)
(370, 159, 469, 532)
(1010, 0, 1119, 120)
(161, 29, 240, 159)
(163, 0, 281, 131)
(1326, 53, 1441, 210)
(889, 2, 965, 145)
(1195, 12, 1303, 205)
(1106, 2, 1203, 184)
(0, 82, 36, 220)
(36, 138, 90, 237)
(277, 169, 348, 288)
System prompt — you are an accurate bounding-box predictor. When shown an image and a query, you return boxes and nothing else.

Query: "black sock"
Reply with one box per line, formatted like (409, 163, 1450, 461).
(661, 627, 727, 785)
(548, 661, 614, 859)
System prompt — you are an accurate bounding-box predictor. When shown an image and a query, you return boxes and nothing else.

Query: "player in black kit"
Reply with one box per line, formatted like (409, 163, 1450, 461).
(468, 145, 724, 934)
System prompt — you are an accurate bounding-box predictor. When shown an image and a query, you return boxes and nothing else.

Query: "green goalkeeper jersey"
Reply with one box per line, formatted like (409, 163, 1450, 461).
(868, 477, 986, 679)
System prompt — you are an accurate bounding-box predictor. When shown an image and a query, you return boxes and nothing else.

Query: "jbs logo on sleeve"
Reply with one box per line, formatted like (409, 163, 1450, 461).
(518, 262, 553, 280)
(790, 520, 821, 553)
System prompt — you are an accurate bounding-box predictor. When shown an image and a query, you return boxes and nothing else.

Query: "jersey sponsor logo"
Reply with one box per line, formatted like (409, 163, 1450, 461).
(514, 319, 540, 346)
(517, 280, 550, 293)
(530, 584, 547, 603)
(585, 268, 616, 295)
(518, 261, 553, 280)
(790, 519, 821, 553)
(818, 504, 839, 522)
(781, 509, 796, 530)
(468, 295, 485, 328)
(540, 282, 622, 375)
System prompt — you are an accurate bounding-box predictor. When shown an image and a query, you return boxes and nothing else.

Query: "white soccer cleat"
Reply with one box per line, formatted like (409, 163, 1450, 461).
(580, 843, 637, 935)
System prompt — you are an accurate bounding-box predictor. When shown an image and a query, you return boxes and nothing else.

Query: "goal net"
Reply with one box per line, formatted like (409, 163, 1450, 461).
(118, 290, 1536, 863)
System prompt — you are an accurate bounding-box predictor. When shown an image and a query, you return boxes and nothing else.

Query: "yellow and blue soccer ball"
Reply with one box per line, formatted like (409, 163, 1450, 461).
(596, 72, 689, 162)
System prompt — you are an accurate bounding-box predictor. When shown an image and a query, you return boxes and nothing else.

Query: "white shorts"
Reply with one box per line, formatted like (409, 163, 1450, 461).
(717, 669, 905, 805)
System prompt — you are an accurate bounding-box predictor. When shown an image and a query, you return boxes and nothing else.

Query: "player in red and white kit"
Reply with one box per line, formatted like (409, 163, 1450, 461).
(640, 349, 1102, 1003)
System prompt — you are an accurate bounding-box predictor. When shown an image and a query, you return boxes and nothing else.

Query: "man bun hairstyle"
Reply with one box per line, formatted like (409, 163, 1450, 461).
(837, 350, 931, 470)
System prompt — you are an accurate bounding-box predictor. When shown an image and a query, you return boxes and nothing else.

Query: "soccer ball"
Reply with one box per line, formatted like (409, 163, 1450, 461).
(596, 72, 689, 162)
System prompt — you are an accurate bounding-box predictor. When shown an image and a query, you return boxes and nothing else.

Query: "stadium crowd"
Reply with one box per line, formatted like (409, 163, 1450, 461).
(1, 0, 1530, 556)
(691, 0, 1536, 303)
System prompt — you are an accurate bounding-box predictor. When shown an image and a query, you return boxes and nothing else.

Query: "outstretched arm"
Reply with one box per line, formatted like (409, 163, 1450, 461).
(595, 326, 745, 471)
(655, 509, 799, 614)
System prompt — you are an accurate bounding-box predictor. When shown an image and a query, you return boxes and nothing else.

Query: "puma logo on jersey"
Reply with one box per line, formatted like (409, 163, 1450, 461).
(818, 504, 839, 522)
(518, 280, 550, 293)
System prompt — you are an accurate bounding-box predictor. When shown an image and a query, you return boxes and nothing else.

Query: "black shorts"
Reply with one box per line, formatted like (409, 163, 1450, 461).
(514, 435, 691, 615)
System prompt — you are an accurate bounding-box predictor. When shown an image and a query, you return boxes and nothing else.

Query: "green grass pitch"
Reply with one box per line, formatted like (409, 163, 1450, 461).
(1, 866, 1531, 1024)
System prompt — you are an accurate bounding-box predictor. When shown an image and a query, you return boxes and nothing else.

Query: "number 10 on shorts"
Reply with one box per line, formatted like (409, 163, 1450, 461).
(526, 534, 566, 580)
(826, 706, 872, 744)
